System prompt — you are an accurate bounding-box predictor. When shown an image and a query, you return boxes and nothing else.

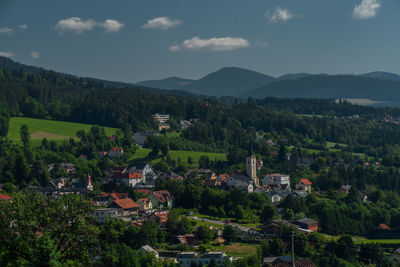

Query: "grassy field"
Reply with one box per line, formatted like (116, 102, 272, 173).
(210, 243, 258, 257)
(8, 117, 119, 144)
(132, 148, 227, 167)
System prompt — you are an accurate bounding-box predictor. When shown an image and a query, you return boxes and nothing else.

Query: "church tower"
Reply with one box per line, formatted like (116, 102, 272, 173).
(87, 173, 93, 191)
(246, 143, 259, 186)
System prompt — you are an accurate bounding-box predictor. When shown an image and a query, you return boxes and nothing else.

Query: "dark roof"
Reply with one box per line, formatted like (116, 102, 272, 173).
(272, 258, 316, 267)
(129, 162, 148, 170)
(294, 218, 319, 226)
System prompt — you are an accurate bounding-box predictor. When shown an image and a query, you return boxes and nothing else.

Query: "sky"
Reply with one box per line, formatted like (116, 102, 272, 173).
(0, 0, 399, 82)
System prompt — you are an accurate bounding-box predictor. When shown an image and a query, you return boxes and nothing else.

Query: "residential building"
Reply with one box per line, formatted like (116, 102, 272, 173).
(158, 123, 170, 132)
(263, 174, 291, 191)
(226, 174, 254, 193)
(110, 198, 139, 216)
(295, 178, 312, 193)
(180, 120, 192, 129)
(137, 198, 153, 212)
(153, 113, 170, 123)
(148, 210, 169, 226)
(92, 208, 119, 224)
(48, 163, 76, 175)
(149, 190, 173, 209)
(176, 252, 231, 267)
(137, 245, 159, 259)
(134, 130, 159, 146)
(0, 194, 12, 201)
(293, 218, 319, 232)
(108, 147, 124, 158)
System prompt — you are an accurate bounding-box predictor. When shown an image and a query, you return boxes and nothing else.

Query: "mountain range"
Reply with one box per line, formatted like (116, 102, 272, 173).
(2, 56, 400, 105)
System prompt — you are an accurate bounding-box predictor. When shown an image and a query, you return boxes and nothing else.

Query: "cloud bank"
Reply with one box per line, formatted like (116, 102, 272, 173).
(265, 7, 298, 23)
(0, 52, 14, 57)
(142, 17, 182, 30)
(170, 37, 250, 52)
(30, 51, 40, 59)
(0, 28, 13, 35)
(353, 0, 381, 19)
(55, 17, 124, 34)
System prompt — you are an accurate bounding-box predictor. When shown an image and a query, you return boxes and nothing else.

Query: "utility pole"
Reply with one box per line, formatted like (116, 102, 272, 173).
(291, 231, 295, 267)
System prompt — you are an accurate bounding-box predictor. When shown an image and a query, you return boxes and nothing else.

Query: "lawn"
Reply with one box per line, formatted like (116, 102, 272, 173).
(210, 243, 259, 257)
(8, 117, 119, 144)
(131, 148, 227, 167)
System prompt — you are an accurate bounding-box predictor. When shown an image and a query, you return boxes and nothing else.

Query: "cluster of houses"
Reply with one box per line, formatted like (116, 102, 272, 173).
(91, 189, 174, 224)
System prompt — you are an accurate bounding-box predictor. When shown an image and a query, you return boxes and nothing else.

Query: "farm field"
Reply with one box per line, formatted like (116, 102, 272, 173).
(132, 148, 227, 166)
(8, 117, 119, 144)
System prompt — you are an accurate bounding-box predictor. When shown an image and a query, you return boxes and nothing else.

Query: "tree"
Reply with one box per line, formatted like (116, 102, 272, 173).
(166, 210, 193, 235)
(19, 124, 30, 149)
(199, 155, 210, 169)
(283, 208, 294, 221)
(223, 225, 237, 244)
(194, 225, 214, 244)
(269, 238, 286, 256)
(260, 204, 277, 223)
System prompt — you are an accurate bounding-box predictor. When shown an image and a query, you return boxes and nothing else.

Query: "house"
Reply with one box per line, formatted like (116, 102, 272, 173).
(148, 210, 169, 226)
(263, 174, 291, 191)
(112, 172, 142, 187)
(226, 174, 254, 193)
(0, 193, 12, 201)
(108, 147, 124, 158)
(295, 179, 312, 193)
(185, 169, 216, 180)
(379, 223, 390, 230)
(137, 245, 159, 259)
(153, 113, 170, 123)
(358, 193, 368, 203)
(177, 234, 199, 247)
(256, 159, 263, 170)
(293, 218, 319, 232)
(339, 185, 352, 194)
(109, 192, 129, 200)
(92, 208, 120, 224)
(134, 130, 159, 146)
(49, 178, 67, 189)
(110, 198, 139, 216)
(158, 123, 171, 132)
(390, 248, 400, 262)
(180, 120, 192, 129)
(149, 190, 174, 209)
(48, 163, 76, 175)
(164, 171, 183, 182)
(270, 258, 316, 267)
(128, 163, 154, 180)
(98, 151, 108, 158)
(176, 252, 231, 267)
(137, 198, 153, 212)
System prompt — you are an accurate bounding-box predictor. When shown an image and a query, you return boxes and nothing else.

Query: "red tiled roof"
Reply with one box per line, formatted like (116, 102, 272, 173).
(151, 190, 173, 203)
(137, 198, 151, 204)
(109, 147, 124, 152)
(110, 192, 129, 200)
(272, 258, 316, 267)
(0, 194, 12, 200)
(114, 198, 139, 209)
(300, 178, 312, 185)
(101, 192, 109, 197)
(379, 223, 390, 230)
(218, 174, 230, 182)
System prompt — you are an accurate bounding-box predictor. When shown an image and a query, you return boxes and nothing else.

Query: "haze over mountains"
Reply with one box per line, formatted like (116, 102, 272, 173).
(2, 56, 400, 105)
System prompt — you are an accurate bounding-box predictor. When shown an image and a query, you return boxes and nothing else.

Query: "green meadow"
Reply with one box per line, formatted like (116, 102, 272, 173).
(8, 117, 119, 144)
(132, 148, 227, 166)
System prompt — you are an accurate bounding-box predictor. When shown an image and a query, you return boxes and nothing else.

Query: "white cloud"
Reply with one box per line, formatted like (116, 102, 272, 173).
(30, 51, 40, 59)
(0, 52, 14, 58)
(19, 24, 28, 29)
(0, 28, 13, 35)
(142, 16, 182, 30)
(55, 17, 124, 34)
(353, 0, 380, 19)
(254, 41, 269, 48)
(55, 17, 96, 34)
(170, 37, 250, 52)
(100, 19, 124, 33)
(265, 7, 298, 23)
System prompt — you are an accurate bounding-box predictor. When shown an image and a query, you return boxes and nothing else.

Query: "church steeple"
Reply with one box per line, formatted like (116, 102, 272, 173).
(246, 140, 259, 186)
(87, 173, 93, 191)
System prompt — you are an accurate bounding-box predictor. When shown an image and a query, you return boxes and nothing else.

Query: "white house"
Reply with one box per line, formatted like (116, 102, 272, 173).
(263, 174, 291, 191)
(134, 130, 158, 146)
(153, 113, 170, 123)
(177, 252, 231, 267)
(92, 208, 120, 224)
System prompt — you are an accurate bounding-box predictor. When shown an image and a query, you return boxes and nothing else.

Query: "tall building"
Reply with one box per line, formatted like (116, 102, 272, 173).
(246, 146, 258, 186)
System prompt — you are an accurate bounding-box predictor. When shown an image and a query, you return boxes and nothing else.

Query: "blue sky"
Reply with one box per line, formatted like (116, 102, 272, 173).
(0, 0, 399, 82)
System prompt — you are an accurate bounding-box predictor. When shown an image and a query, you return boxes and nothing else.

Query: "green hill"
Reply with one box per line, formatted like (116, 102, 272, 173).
(8, 117, 119, 145)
